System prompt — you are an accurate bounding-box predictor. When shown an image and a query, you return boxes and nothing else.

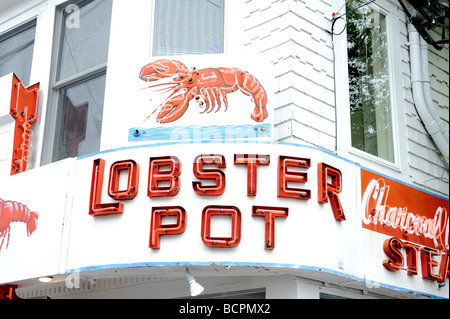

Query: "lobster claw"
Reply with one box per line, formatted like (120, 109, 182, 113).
(156, 93, 191, 123)
(139, 59, 189, 82)
(26, 211, 39, 237)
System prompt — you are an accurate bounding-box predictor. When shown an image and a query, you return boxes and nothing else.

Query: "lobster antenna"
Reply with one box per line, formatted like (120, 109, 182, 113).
(141, 82, 178, 91)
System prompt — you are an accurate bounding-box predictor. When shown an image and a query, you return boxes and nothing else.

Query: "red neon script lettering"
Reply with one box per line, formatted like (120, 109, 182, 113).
(362, 178, 449, 249)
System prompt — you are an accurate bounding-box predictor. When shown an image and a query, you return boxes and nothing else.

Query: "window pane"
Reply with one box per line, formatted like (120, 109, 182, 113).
(153, 0, 224, 56)
(0, 23, 36, 87)
(347, 2, 394, 162)
(53, 74, 106, 161)
(58, 0, 113, 80)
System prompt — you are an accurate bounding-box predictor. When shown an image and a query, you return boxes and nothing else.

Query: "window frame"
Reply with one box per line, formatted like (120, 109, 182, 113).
(149, 0, 229, 57)
(334, 0, 407, 172)
(0, 19, 37, 87)
(41, 0, 111, 165)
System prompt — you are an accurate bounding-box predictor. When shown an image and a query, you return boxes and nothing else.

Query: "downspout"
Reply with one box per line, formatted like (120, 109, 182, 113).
(408, 23, 449, 167)
(419, 36, 449, 145)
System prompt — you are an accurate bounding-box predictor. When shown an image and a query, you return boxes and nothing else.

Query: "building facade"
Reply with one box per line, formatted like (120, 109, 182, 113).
(0, 0, 448, 299)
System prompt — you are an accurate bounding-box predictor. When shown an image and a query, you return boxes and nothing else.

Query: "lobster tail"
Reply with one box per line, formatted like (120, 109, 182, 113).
(0, 199, 39, 244)
(240, 72, 268, 122)
(11, 201, 39, 236)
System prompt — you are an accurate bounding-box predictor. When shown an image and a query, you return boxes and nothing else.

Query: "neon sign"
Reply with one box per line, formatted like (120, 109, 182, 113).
(361, 169, 449, 283)
(88, 154, 345, 250)
(383, 237, 449, 283)
(361, 171, 449, 249)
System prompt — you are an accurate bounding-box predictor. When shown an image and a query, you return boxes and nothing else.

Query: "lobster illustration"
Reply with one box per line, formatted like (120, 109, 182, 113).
(139, 59, 268, 123)
(0, 198, 38, 251)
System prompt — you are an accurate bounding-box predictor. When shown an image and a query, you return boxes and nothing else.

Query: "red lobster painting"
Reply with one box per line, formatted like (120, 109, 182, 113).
(0, 198, 38, 251)
(139, 59, 268, 123)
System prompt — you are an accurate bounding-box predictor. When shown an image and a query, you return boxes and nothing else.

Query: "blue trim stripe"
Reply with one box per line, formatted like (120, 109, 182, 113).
(66, 261, 447, 299)
(128, 124, 272, 141)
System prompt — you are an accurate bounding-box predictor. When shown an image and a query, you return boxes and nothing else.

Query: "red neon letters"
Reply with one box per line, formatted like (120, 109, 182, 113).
(382, 237, 404, 271)
(252, 206, 288, 249)
(108, 160, 139, 200)
(318, 163, 345, 221)
(201, 205, 241, 248)
(193, 154, 226, 195)
(234, 154, 270, 196)
(89, 154, 345, 249)
(0, 285, 20, 299)
(89, 159, 124, 216)
(278, 156, 311, 199)
(148, 156, 181, 197)
(149, 206, 186, 249)
(382, 237, 449, 282)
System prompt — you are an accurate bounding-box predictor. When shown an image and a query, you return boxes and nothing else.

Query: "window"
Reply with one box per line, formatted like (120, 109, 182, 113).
(346, 0, 394, 162)
(0, 20, 36, 87)
(43, 0, 113, 163)
(153, 0, 224, 56)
